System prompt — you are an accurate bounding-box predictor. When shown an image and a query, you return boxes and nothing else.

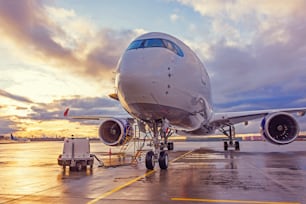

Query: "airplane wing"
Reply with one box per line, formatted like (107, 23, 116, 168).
(210, 107, 306, 127)
(63, 108, 132, 120)
(63, 108, 103, 120)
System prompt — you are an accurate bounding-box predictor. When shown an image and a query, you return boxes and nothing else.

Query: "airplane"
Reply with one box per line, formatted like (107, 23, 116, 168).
(10, 133, 30, 142)
(65, 32, 306, 170)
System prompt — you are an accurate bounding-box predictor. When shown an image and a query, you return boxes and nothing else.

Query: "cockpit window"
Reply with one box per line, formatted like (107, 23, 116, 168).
(127, 38, 184, 57)
(127, 40, 143, 50)
(144, 39, 165, 48)
(172, 42, 184, 57)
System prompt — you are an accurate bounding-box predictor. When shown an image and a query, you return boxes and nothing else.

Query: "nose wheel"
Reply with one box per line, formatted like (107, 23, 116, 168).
(145, 119, 171, 170)
(158, 151, 169, 169)
(145, 150, 169, 170)
(145, 151, 155, 170)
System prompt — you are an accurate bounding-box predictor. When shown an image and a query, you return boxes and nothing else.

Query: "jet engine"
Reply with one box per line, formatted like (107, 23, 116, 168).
(261, 112, 299, 145)
(98, 118, 134, 146)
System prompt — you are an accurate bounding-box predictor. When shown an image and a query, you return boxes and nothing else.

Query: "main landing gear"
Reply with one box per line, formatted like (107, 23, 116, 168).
(220, 124, 240, 151)
(145, 119, 173, 170)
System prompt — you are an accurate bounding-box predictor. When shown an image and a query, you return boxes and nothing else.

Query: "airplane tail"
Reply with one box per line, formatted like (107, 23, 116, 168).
(10, 133, 16, 140)
(64, 108, 70, 117)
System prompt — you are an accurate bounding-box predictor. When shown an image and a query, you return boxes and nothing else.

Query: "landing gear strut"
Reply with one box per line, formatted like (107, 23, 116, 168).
(145, 119, 172, 170)
(220, 124, 240, 151)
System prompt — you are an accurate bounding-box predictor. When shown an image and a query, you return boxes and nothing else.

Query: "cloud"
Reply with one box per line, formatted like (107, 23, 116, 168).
(0, 1, 140, 137)
(1, 0, 306, 135)
(295, 98, 306, 105)
(177, 0, 305, 20)
(0, 95, 128, 137)
(0, 0, 139, 83)
(0, 119, 16, 135)
(175, 0, 306, 112)
(207, 31, 306, 111)
(0, 116, 25, 135)
(170, 13, 180, 22)
(0, 1, 72, 58)
(0, 89, 33, 103)
(177, 0, 306, 45)
(27, 96, 127, 122)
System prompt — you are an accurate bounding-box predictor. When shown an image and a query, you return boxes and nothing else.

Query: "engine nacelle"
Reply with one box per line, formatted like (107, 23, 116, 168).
(261, 112, 299, 145)
(98, 118, 134, 146)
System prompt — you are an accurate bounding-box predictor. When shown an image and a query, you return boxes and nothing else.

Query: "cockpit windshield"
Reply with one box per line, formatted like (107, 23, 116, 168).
(127, 38, 184, 57)
(127, 40, 143, 50)
(144, 39, 164, 48)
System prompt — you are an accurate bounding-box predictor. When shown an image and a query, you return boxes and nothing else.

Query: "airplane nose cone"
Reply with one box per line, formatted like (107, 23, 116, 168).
(116, 50, 168, 105)
(117, 51, 145, 102)
(117, 51, 143, 76)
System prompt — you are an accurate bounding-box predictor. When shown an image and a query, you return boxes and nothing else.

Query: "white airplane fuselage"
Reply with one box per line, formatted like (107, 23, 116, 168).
(116, 32, 213, 132)
(67, 31, 305, 169)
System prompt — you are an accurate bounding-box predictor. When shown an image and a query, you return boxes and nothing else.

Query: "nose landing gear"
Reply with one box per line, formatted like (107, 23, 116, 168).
(145, 119, 172, 170)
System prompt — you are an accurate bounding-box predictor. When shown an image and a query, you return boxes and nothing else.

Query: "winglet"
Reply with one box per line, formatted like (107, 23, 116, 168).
(109, 93, 119, 101)
(64, 108, 70, 117)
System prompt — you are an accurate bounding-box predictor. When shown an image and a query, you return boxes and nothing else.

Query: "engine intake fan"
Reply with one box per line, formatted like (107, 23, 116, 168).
(98, 118, 134, 146)
(261, 112, 299, 145)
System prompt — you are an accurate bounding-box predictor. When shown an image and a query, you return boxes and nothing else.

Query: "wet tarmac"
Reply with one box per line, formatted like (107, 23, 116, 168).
(0, 141, 306, 204)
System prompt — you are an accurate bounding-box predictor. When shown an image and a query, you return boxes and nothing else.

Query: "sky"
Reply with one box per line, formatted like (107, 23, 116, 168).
(1, 0, 306, 137)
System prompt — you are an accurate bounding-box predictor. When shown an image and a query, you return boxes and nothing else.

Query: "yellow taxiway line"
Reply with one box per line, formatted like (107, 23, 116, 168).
(87, 150, 193, 204)
(87, 169, 156, 204)
(170, 150, 193, 162)
(171, 198, 300, 204)
(88, 150, 301, 204)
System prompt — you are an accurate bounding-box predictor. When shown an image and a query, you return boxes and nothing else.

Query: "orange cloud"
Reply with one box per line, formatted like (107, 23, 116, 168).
(178, 0, 306, 20)
(0, 89, 33, 103)
(0, 0, 138, 83)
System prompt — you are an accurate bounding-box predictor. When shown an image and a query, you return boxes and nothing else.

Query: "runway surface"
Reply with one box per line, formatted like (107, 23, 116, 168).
(0, 141, 306, 204)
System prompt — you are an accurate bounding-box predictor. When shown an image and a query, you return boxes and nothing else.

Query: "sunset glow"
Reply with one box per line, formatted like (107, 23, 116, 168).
(1, 0, 306, 138)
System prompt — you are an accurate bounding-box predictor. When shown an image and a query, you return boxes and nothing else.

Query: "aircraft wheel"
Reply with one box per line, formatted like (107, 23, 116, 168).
(145, 151, 155, 170)
(76, 162, 82, 171)
(224, 141, 228, 151)
(158, 151, 169, 170)
(167, 142, 174, 151)
(235, 141, 240, 151)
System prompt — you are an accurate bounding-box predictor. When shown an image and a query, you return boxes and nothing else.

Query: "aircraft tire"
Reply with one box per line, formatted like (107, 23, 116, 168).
(167, 142, 174, 151)
(158, 151, 168, 170)
(224, 141, 228, 151)
(76, 162, 82, 171)
(145, 151, 155, 170)
(235, 141, 240, 151)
